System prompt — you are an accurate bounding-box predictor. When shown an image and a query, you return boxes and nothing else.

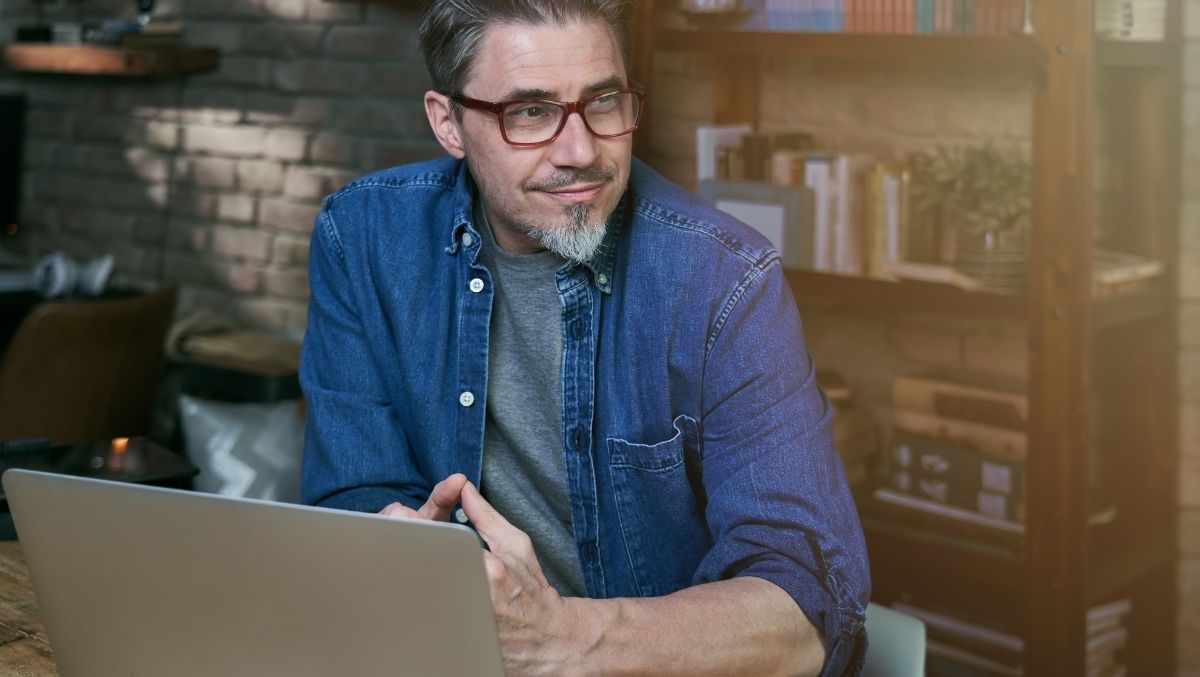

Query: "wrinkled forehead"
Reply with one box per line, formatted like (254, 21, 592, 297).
(466, 19, 628, 100)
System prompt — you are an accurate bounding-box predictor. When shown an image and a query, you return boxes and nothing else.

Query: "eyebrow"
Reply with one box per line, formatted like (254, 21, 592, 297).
(501, 76, 626, 102)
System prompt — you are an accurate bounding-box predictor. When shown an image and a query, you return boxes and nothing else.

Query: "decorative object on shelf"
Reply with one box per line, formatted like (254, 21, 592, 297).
(909, 144, 1031, 292)
(699, 179, 815, 269)
(136, 0, 155, 26)
(678, 0, 755, 29)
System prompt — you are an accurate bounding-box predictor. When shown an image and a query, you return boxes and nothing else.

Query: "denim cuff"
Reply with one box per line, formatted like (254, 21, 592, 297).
(738, 563, 867, 676)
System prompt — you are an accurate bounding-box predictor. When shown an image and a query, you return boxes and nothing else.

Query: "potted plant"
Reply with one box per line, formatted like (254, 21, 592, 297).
(909, 144, 1032, 292)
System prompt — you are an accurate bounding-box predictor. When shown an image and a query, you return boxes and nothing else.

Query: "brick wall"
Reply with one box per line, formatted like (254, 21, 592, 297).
(0, 0, 440, 334)
(1179, 1, 1199, 673)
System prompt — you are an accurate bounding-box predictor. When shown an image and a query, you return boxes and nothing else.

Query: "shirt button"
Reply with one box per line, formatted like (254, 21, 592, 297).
(597, 273, 608, 286)
(462, 232, 474, 247)
(469, 278, 485, 293)
(454, 508, 468, 524)
(459, 391, 475, 407)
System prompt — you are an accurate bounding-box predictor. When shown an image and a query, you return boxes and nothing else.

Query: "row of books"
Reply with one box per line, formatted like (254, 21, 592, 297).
(728, 0, 1030, 35)
(695, 124, 1167, 298)
(1095, 0, 1166, 42)
(886, 597, 1132, 675)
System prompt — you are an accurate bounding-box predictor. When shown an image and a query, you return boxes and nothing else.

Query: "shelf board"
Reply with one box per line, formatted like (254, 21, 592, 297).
(863, 518, 1025, 593)
(1097, 39, 1171, 68)
(655, 30, 1046, 66)
(785, 268, 1026, 319)
(1, 44, 219, 77)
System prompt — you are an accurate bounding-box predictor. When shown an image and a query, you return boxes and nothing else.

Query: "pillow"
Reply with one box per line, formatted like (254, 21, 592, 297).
(178, 395, 304, 503)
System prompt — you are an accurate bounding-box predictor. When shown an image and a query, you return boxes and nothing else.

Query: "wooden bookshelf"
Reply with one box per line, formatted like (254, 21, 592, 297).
(635, 1, 1181, 673)
(1, 44, 219, 77)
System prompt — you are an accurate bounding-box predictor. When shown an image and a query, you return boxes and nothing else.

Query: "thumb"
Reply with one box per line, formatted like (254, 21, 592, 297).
(460, 482, 520, 552)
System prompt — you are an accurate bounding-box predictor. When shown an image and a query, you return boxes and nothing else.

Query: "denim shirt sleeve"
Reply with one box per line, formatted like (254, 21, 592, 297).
(299, 206, 429, 513)
(694, 256, 871, 676)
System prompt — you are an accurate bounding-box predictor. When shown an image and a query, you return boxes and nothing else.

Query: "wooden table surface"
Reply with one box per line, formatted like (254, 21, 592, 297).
(0, 540, 56, 675)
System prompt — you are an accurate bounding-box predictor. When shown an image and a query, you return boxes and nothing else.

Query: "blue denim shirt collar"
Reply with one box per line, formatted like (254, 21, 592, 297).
(444, 160, 623, 294)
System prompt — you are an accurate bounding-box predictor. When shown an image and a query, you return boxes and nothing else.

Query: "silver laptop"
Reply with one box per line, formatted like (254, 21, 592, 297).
(2, 469, 505, 677)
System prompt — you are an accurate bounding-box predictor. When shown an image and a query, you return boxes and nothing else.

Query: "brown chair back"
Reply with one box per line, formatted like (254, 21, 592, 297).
(0, 285, 178, 445)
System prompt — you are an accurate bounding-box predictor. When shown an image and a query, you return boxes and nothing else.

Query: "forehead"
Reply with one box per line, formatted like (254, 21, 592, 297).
(467, 19, 627, 99)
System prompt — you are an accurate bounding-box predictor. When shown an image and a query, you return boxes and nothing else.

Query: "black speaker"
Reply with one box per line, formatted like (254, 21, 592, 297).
(0, 95, 27, 238)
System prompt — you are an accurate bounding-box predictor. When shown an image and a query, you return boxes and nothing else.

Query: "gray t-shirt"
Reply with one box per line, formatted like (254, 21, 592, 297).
(476, 211, 587, 597)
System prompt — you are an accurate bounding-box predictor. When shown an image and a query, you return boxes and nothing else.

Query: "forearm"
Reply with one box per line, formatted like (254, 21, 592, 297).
(562, 576, 825, 677)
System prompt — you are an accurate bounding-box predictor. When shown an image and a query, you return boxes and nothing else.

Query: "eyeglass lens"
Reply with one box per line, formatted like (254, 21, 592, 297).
(501, 92, 640, 144)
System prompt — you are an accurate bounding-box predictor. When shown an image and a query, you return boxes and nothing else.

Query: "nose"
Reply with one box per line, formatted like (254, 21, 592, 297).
(546, 110, 599, 169)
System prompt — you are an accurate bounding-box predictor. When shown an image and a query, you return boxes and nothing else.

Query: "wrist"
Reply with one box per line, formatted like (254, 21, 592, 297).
(556, 596, 612, 676)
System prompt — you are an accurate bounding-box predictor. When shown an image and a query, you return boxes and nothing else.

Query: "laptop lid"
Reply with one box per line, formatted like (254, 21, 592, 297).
(2, 469, 505, 677)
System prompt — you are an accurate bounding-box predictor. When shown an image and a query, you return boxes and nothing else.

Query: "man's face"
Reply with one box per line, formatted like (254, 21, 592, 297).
(443, 20, 634, 259)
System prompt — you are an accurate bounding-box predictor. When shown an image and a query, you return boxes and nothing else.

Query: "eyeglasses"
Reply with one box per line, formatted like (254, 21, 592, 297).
(450, 87, 645, 147)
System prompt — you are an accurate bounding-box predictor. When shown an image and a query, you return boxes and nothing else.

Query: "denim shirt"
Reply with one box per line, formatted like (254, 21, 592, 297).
(300, 156, 870, 675)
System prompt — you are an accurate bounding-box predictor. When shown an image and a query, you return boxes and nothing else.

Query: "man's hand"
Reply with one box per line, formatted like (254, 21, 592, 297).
(378, 473, 468, 521)
(461, 481, 583, 677)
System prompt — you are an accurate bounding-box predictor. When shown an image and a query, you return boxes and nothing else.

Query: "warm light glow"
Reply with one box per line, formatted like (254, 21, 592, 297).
(111, 437, 129, 456)
(4, 223, 17, 236)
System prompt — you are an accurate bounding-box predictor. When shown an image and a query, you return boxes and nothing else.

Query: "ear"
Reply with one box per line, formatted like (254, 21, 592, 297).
(425, 91, 466, 159)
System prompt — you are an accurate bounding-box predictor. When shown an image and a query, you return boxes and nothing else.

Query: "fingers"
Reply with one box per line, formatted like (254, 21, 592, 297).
(419, 473, 469, 521)
(461, 482, 531, 557)
(378, 502, 420, 519)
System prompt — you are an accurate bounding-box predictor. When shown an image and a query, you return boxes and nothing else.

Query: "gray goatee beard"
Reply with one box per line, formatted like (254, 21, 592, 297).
(519, 203, 607, 264)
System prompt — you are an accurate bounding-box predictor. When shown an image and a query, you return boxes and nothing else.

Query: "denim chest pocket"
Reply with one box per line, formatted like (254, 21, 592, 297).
(607, 414, 711, 597)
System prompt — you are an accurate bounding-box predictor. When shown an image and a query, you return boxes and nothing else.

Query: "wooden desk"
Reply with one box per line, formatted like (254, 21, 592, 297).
(0, 541, 56, 675)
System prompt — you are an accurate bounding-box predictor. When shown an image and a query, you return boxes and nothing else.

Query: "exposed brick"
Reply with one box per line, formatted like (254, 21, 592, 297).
(222, 265, 263, 295)
(364, 141, 445, 169)
(310, 132, 356, 166)
(264, 268, 310, 301)
(185, 0, 267, 19)
(201, 56, 276, 89)
(370, 64, 433, 98)
(305, 0, 364, 22)
(171, 190, 220, 220)
(260, 0, 307, 21)
(962, 324, 1027, 380)
(26, 110, 71, 138)
(264, 128, 309, 162)
(272, 234, 310, 267)
(884, 320, 962, 369)
(133, 217, 167, 246)
(218, 194, 257, 224)
(165, 220, 212, 253)
(184, 124, 267, 158)
(73, 116, 180, 149)
(237, 24, 325, 56)
(237, 159, 286, 194)
(283, 166, 334, 200)
(260, 198, 319, 234)
(178, 88, 248, 125)
(324, 26, 409, 60)
(274, 60, 367, 95)
(123, 147, 172, 183)
(162, 254, 218, 287)
(180, 157, 239, 190)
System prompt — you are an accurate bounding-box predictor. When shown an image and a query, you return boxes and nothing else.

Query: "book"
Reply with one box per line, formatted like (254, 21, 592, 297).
(892, 369, 1028, 431)
(887, 433, 1024, 520)
(696, 124, 752, 184)
(872, 486, 1025, 534)
(865, 163, 910, 278)
(892, 408, 1026, 463)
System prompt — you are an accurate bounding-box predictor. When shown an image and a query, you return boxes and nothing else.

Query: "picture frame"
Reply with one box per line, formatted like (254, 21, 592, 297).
(698, 179, 815, 270)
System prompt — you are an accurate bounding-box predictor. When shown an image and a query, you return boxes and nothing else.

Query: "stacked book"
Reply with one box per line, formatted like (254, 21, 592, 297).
(1095, 0, 1166, 41)
(820, 369, 881, 493)
(873, 369, 1028, 547)
(885, 597, 1132, 675)
(728, 0, 1029, 34)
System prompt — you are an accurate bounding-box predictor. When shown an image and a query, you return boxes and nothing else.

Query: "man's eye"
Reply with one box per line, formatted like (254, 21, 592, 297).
(508, 104, 553, 119)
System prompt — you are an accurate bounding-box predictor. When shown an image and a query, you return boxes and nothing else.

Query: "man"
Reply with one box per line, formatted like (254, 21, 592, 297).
(300, 1, 870, 674)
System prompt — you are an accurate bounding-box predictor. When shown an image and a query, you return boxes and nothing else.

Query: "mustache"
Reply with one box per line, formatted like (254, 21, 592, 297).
(524, 166, 615, 192)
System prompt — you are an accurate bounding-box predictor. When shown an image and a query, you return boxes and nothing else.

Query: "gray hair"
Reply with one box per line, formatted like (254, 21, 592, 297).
(419, 0, 632, 105)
